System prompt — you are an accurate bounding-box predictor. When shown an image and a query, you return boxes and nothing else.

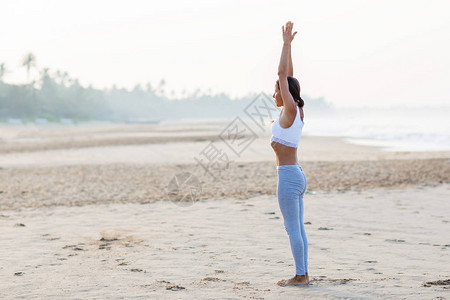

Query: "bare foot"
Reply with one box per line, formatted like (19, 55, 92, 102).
(277, 274, 309, 286)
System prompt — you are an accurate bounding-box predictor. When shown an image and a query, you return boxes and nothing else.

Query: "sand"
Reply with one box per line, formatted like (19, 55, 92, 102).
(1, 185, 449, 299)
(0, 121, 449, 299)
(0, 159, 448, 211)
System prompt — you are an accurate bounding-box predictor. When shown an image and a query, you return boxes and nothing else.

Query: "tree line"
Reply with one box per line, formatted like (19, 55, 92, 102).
(0, 53, 332, 123)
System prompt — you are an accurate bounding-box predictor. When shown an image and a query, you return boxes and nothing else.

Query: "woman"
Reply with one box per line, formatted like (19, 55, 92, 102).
(270, 21, 309, 286)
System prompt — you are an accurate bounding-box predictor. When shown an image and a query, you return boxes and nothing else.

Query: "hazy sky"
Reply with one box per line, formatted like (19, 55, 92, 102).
(1, 0, 449, 107)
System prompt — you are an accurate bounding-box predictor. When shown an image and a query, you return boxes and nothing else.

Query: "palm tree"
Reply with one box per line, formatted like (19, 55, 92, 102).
(40, 67, 50, 78)
(22, 53, 36, 82)
(157, 78, 166, 96)
(0, 63, 6, 81)
(55, 70, 69, 86)
(39, 67, 50, 87)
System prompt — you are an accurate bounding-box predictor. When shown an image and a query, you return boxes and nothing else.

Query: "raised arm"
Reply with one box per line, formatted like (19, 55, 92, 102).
(278, 21, 298, 111)
(288, 44, 293, 77)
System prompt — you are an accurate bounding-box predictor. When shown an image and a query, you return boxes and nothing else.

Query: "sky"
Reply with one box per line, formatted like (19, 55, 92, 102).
(1, 0, 449, 107)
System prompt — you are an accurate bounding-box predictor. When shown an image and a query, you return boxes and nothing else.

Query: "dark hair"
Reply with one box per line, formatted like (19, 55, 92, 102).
(276, 76, 304, 108)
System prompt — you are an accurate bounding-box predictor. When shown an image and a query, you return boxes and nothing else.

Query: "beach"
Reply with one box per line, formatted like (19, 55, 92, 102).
(0, 121, 449, 299)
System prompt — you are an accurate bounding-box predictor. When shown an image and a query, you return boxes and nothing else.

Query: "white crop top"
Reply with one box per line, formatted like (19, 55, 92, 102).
(270, 105, 304, 148)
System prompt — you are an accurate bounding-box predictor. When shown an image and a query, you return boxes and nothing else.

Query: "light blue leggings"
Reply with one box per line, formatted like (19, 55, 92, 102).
(277, 163, 308, 276)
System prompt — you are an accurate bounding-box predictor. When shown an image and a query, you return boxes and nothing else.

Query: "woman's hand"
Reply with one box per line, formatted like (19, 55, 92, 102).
(282, 21, 297, 44)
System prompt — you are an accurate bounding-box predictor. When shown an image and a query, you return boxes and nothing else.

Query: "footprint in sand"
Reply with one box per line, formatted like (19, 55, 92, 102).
(99, 244, 111, 250)
(201, 277, 226, 282)
(385, 239, 405, 243)
(62, 244, 85, 251)
(99, 228, 131, 241)
(318, 227, 333, 230)
(422, 279, 450, 288)
(233, 281, 251, 291)
(141, 280, 186, 291)
(166, 284, 186, 291)
(130, 268, 144, 273)
(312, 278, 358, 285)
(41, 233, 61, 241)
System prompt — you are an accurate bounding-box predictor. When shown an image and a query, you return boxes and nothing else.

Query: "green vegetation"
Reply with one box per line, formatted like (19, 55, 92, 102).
(0, 54, 332, 123)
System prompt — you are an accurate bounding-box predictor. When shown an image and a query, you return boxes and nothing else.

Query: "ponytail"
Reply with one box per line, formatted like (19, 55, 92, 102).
(276, 76, 304, 108)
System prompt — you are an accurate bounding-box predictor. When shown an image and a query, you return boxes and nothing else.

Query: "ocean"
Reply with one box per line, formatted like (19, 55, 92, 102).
(302, 106, 450, 151)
